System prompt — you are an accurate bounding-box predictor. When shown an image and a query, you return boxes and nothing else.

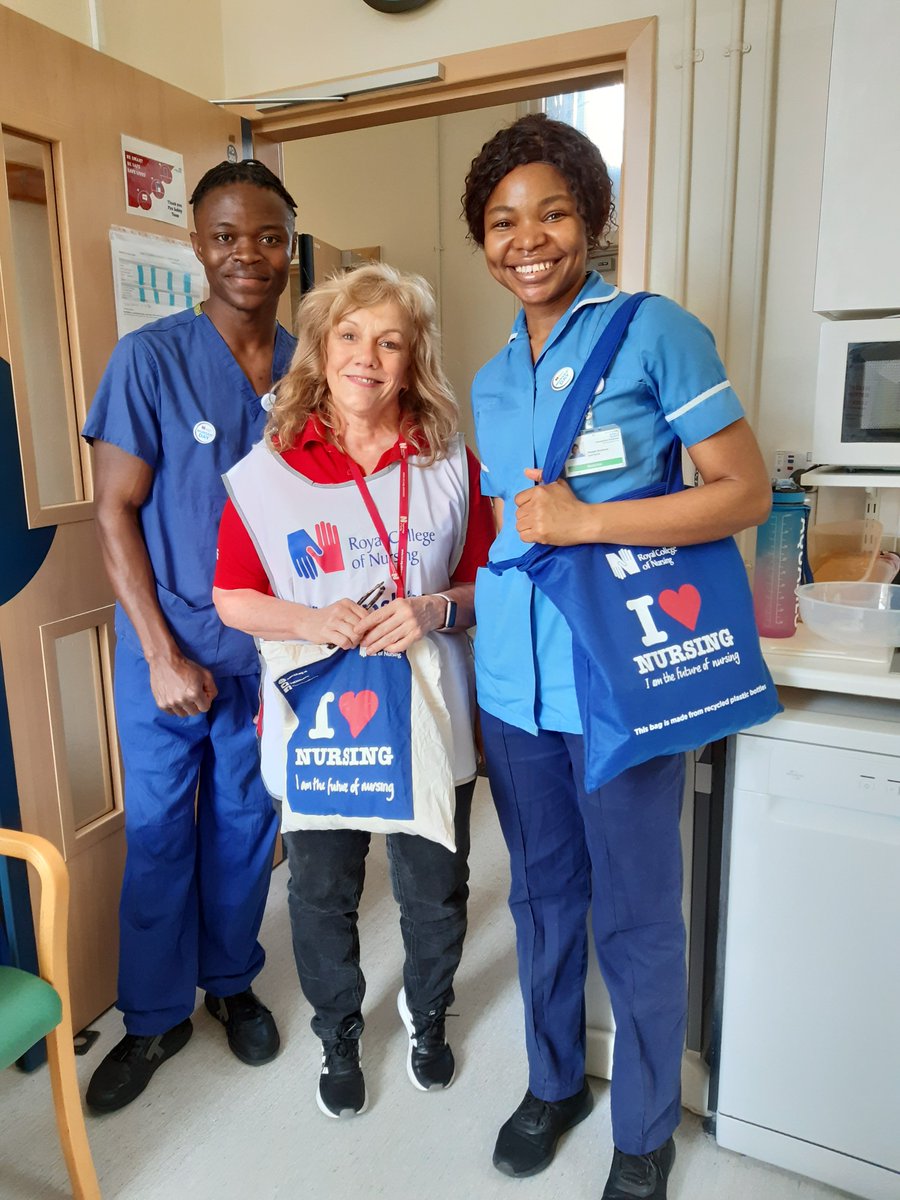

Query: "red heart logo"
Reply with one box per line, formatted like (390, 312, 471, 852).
(338, 690, 379, 738)
(658, 584, 701, 631)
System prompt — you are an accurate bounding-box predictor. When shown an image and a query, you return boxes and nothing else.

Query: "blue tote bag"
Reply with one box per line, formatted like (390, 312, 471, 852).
(490, 292, 781, 792)
(259, 637, 457, 849)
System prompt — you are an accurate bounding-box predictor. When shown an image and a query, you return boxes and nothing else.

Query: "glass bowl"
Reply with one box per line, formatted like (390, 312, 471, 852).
(796, 582, 900, 647)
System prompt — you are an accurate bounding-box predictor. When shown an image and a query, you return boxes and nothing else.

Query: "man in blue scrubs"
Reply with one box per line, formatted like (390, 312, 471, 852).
(82, 159, 298, 1112)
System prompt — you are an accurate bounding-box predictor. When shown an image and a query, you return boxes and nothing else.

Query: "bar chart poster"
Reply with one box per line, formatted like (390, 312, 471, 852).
(109, 226, 207, 337)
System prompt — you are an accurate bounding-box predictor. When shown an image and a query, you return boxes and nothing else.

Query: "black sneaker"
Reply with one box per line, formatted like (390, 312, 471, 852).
(317, 1030, 367, 1118)
(602, 1137, 676, 1199)
(492, 1081, 594, 1177)
(86, 1018, 193, 1113)
(397, 987, 455, 1091)
(204, 989, 280, 1065)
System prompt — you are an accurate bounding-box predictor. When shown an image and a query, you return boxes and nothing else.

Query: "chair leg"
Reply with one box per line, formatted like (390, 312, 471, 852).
(44, 1024, 101, 1200)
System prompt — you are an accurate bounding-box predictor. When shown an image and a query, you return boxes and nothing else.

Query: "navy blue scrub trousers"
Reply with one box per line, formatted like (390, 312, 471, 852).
(114, 642, 279, 1036)
(480, 709, 686, 1157)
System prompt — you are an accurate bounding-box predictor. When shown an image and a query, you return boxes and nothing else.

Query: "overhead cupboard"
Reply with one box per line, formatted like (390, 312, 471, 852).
(814, 0, 900, 320)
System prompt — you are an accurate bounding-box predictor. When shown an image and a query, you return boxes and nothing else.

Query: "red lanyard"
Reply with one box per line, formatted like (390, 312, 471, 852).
(345, 441, 409, 598)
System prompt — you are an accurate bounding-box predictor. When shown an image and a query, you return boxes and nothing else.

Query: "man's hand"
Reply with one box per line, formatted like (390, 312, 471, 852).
(514, 468, 589, 546)
(148, 654, 219, 717)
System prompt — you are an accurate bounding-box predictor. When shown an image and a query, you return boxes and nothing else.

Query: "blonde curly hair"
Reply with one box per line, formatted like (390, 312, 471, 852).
(267, 262, 458, 463)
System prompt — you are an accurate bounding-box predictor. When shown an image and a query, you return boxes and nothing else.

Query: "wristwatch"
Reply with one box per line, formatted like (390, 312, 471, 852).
(434, 593, 457, 631)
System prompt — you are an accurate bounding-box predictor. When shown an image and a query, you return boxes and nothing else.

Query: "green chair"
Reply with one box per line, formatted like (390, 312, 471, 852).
(0, 828, 101, 1199)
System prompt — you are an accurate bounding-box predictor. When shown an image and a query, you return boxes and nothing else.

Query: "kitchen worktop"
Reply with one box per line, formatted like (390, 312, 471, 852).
(761, 623, 900, 700)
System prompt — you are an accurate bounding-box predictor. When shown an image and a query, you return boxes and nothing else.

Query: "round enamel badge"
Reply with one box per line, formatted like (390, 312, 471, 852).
(260, 392, 276, 412)
(193, 421, 217, 444)
(551, 366, 575, 391)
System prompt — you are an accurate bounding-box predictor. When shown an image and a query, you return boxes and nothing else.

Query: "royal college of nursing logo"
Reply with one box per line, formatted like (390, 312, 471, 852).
(287, 521, 346, 581)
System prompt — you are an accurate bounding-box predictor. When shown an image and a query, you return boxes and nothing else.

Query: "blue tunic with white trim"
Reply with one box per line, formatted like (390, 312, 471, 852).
(472, 272, 745, 735)
(83, 306, 296, 675)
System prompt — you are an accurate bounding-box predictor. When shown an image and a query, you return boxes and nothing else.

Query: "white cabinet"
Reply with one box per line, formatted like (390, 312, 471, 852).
(814, 0, 900, 317)
(716, 691, 900, 1198)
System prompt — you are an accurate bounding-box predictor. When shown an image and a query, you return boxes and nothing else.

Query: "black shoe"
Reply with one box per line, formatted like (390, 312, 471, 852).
(602, 1137, 676, 1199)
(204, 989, 280, 1065)
(86, 1019, 193, 1113)
(317, 1029, 367, 1118)
(397, 987, 455, 1091)
(492, 1081, 594, 1177)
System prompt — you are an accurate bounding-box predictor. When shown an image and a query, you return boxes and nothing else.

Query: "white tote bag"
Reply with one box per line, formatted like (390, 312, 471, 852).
(259, 636, 457, 851)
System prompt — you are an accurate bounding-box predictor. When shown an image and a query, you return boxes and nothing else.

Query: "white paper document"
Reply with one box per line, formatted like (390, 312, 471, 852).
(109, 226, 207, 338)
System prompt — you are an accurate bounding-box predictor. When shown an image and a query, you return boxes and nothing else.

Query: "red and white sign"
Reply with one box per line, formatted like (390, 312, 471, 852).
(121, 135, 187, 228)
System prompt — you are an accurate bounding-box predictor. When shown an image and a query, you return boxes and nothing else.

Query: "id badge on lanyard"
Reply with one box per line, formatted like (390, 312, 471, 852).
(564, 395, 627, 479)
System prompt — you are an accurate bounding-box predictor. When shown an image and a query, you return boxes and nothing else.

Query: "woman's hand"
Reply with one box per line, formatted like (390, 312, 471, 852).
(514, 468, 590, 546)
(355, 595, 444, 655)
(301, 598, 369, 648)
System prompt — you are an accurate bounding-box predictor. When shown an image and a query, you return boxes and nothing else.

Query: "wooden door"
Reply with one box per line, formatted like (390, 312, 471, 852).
(0, 7, 242, 1032)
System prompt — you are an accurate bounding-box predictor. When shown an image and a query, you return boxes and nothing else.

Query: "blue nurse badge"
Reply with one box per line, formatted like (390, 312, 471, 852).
(551, 366, 575, 391)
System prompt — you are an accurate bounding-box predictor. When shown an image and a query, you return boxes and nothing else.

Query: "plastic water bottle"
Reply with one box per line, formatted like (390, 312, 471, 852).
(753, 482, 809, 638)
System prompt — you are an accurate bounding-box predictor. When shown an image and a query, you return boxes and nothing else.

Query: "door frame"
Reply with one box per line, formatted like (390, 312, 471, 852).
(248, 20, 656, 292)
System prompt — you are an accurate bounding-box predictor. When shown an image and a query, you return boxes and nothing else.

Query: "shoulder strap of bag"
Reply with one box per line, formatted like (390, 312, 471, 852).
(541, 291, 655, 483)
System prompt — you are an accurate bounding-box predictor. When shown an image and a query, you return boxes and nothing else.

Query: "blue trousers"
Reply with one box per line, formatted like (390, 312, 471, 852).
(480, 710, 686, 1156)
(114, 644, 278, 1036)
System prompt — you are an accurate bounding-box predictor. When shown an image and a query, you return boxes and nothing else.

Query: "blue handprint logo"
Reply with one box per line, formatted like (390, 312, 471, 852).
(287, 522, 345, 580)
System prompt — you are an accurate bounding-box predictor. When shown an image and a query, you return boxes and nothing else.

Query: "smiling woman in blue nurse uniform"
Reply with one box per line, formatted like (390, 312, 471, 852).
(462, 113, 771, 1198)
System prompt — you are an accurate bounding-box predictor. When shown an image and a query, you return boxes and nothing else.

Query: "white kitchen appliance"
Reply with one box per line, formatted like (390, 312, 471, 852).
(814, 317, 900, 470)
(715, 689, 900, 1199)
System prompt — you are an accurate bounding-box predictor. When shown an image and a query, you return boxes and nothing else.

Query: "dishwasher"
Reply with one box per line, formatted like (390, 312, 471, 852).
(713, 688, 900, 1200)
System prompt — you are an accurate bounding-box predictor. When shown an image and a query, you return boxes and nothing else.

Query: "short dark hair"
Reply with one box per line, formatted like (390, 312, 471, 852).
(462, 113, 613, 248)
(189, 158, 297, 218)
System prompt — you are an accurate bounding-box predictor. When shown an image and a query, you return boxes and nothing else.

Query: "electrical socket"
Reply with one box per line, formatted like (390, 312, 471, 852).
(773, 449, 814, 481)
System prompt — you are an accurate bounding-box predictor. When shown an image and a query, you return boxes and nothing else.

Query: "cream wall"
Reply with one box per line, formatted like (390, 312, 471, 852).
(1, 0, 89, 42)
(8, 0, 840, 474)
(284, 103, 519, 444)
(270, 0, 836, 475)
(99, 0, 225, 99)
(2, 0, 225, 99)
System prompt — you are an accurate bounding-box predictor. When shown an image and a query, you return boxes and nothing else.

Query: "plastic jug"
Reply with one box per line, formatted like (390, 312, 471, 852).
(753, 483, 810, 638)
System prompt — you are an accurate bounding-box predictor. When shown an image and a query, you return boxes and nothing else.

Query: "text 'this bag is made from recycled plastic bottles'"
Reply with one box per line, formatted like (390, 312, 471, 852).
(489, 293, 781, 792)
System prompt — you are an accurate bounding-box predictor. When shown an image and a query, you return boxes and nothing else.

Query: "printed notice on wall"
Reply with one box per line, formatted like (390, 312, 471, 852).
(109, 227, 207, 338)
(121, 135, 187, 228)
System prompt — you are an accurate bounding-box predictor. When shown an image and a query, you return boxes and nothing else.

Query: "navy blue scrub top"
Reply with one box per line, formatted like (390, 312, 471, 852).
(83, 306, 296, 675)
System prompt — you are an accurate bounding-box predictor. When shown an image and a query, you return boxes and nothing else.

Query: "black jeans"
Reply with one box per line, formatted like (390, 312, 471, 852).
(283, 779, 474, 1042)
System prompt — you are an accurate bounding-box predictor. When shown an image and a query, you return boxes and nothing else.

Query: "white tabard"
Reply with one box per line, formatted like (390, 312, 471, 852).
(224, 435, 477, 796)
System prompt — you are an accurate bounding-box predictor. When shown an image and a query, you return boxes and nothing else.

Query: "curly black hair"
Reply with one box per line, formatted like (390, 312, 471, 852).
(462, 113, 613, 249)
(189, 158, 297, 219)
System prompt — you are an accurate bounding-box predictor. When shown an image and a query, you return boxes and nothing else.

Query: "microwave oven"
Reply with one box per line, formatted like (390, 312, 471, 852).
(814, 316, 900, 468)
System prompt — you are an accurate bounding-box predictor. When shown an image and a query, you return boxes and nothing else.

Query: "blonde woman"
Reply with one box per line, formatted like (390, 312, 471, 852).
(213, 263, 494, 1118)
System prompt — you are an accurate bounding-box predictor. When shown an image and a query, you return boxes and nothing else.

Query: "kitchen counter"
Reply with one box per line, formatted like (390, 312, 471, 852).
(761, 624, 900, 700)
